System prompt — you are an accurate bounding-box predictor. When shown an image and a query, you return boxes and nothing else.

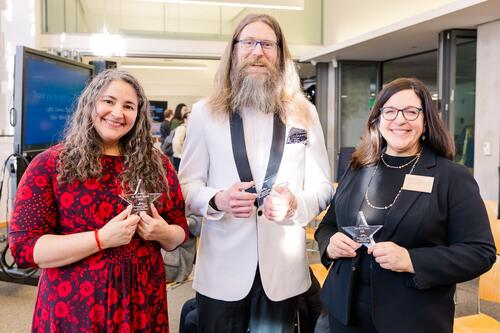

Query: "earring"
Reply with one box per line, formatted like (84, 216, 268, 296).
(421, 134, 426, 141)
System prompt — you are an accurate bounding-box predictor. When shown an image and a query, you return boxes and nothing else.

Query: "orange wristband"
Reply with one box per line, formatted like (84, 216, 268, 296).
(94, 230, 102, 251)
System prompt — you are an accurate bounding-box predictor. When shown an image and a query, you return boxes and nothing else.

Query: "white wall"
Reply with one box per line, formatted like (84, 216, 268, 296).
(45, 0, 321, 45)
(475, 20, 500, 201)
(232, 0, 322, 45)
(323, 0, 458, 45)
(0, 0, 39, 136)
(126, 59, 216, 122)
(81, 56, 219, 119)
(125, 60, 219, 101)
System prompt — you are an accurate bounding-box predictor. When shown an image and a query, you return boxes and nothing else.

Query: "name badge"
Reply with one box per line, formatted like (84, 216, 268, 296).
(402, 174, 434, 193)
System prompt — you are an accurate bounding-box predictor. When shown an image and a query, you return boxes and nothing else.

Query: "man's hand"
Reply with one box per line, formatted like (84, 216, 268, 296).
(263, 184, 297, 222)
(214, 181, 257, 218)
(367, 241, 414, 273)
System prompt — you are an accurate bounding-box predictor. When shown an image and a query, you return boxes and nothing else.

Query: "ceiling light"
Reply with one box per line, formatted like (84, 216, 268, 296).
(121, 64, 207, 70)
(90, 28, 127, 57)
(141, 0, 304, 10)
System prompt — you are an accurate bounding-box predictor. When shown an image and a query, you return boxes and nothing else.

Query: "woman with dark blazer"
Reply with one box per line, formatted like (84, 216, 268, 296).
(315, 78, 496, 333)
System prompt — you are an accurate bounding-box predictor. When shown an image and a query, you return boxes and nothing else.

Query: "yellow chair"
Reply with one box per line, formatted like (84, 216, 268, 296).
(313, 209, 327, 224)
(453, 255, 500, 332)
(306, 205, 329, 251)
(309, 263, 328, 287)
(305, 226, 319, 252)
(305, 226, 316, 241)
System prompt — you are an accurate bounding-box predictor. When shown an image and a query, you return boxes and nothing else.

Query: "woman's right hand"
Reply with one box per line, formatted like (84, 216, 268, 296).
(98, 206, 140, 249)
(326, 232, 361, 259)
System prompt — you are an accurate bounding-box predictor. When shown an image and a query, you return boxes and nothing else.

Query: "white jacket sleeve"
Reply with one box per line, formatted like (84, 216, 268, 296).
(178, 102, 225, 220)
(291, 105, 333, 226)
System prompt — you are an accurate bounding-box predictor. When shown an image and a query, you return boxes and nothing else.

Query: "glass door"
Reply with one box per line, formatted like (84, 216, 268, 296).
(438, 30, 477, 171)
(335, 61, 380, 179)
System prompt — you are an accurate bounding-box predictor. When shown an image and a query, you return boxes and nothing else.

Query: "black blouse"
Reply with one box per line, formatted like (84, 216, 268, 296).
(355, 153, 420, 297)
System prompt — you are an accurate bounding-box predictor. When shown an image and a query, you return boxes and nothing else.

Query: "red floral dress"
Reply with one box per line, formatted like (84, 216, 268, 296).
(9, 146, 188, 333)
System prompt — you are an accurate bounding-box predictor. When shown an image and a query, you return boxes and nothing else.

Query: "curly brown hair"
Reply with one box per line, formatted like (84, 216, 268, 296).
(57, 69, 168, 195)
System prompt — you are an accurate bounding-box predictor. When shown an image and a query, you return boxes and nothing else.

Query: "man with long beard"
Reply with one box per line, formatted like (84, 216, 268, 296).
(179, 14, 333, 332)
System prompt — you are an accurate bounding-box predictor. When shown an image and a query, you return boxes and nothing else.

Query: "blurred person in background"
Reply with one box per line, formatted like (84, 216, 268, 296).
(170, 103, 188, 132)
(172, 111, 190, 171)
(160, 108, 174, 143)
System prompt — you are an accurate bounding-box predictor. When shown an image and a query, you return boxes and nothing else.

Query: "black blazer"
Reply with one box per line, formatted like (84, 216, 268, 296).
(315, 146, 496, 333)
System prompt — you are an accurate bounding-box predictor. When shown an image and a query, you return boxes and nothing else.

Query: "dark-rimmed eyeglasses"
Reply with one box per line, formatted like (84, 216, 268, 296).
(380, 106, 423, 121)
(236, 39, 278, 51)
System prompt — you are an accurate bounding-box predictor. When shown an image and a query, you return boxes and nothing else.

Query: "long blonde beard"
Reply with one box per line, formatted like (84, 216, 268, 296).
(230, 58, 282, 114)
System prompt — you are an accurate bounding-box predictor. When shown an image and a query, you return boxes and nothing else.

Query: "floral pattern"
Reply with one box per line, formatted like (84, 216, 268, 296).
(9, 146, 188, 332)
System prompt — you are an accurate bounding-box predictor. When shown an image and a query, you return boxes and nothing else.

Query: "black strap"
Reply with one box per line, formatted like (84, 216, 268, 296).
(229, 111, 286, 207)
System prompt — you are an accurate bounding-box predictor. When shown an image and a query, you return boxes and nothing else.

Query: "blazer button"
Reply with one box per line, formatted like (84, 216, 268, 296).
(257, 210, 263, 216)
(351, 267, 356, 271)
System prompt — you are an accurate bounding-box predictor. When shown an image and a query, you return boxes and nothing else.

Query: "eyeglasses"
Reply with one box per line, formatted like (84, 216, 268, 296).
(380, 106, 423, 121)
(236, 39, 278, 51)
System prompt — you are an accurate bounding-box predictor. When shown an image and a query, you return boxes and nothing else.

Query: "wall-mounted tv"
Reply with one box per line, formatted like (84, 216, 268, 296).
(149, 100, 168, 123)
(13, 46, 94, 154)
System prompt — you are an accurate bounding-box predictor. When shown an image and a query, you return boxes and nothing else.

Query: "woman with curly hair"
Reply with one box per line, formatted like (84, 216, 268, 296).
(9, 69, 188, 332)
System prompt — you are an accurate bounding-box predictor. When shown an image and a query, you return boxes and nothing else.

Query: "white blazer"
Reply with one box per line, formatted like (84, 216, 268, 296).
(179, 100, 333, 302)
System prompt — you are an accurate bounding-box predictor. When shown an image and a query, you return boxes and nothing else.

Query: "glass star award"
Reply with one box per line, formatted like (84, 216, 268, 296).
(342, 211, 382, 247)
(119, 179, 161, 215)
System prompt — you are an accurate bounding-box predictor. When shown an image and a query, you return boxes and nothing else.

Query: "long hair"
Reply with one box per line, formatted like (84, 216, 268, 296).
(207, 13, 311, 127)
(57, 69, 168, 194)
(351, 77, 455, 169)
(173, 103, 186, 121)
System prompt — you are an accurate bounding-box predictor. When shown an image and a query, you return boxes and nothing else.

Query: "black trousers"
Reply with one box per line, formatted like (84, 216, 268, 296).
(196, 268, 299, 333)
(328, 284, 379, 333)
(180, 297, 198, 333)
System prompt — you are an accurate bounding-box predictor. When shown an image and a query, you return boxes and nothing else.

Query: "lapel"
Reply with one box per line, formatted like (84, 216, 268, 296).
(341, 166, 376, 227)
(229, 111, 286, 206)
(377, 145, 437, 241)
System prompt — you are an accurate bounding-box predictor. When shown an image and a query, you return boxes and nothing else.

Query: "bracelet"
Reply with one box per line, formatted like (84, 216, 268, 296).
(94, 229, 103, 251)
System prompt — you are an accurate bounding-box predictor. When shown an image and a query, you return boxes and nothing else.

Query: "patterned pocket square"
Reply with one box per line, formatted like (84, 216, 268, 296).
(286, 127, 308, 145)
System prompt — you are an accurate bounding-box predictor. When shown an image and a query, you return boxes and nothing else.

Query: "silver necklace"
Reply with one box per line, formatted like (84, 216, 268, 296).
(380, 153, 419, 169)
(364, 150, 422, 210)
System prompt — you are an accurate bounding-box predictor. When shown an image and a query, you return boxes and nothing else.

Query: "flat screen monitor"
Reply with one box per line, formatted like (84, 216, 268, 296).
(13, 46, 93, 154)
(150, 100, 168, 123)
